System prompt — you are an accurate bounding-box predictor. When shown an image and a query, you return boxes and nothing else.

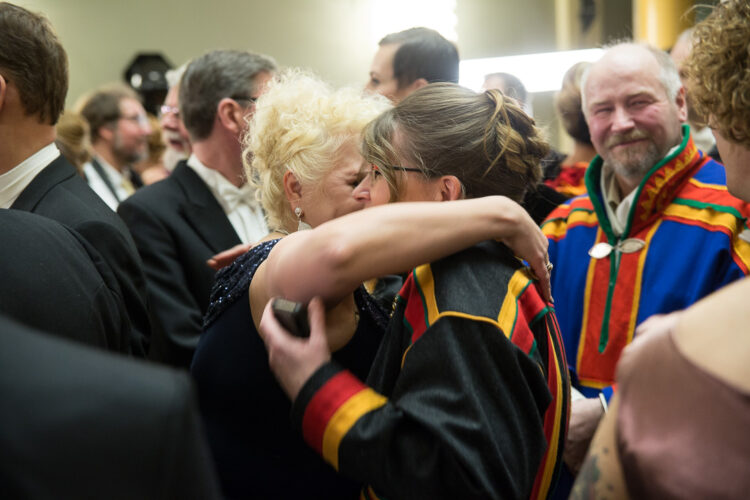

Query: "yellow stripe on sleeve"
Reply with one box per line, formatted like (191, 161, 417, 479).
(321, 389, 387, 470)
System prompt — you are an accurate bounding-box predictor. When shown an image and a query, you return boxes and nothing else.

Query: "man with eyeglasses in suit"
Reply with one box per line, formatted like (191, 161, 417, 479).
(79, 84, 152, 210)
(118, 50, 275, 368)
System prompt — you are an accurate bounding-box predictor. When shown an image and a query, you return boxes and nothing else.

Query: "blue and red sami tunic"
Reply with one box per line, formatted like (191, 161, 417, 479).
(292, 241, 570, 500)
(542, 125, 750, 400)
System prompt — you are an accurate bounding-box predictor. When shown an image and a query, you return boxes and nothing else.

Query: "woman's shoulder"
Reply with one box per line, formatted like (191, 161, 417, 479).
(203, 239, 281, 329)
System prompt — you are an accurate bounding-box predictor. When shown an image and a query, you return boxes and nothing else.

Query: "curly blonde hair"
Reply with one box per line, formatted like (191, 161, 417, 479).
(686, 0, 750, 148)
(244, 69, 391, 231)
(362, 83, 548, 203)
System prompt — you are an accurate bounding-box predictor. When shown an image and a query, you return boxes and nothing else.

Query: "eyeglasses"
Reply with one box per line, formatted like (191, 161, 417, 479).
(230, 94, 258, 107)
(369, 163, 423, 180)
(159, 105, 179, 119)
(119, 113, 150, 128)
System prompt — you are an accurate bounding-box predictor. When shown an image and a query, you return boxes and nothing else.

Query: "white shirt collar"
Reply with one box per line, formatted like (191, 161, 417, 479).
(186, 154, 256, 212)
(185, 154, 268, 244)
(0, 143, 60, 209)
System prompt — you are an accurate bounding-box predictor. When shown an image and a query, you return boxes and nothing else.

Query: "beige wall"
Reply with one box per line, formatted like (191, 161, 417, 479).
(18, 0, 557, 107)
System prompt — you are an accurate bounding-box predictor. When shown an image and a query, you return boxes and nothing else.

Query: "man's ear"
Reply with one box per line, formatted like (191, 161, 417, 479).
(437, 175, 463, 201)
(98, 124, 114, 143)
(0, 73, 7, 113)
(675, 86, 688, 123)
(408, 78, 429, 94)
(216, 98, 246, 135)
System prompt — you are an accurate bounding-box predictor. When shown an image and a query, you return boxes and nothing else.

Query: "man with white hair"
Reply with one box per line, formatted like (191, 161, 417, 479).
(541, 42, 750, 481)
(159, 64, 192, 172)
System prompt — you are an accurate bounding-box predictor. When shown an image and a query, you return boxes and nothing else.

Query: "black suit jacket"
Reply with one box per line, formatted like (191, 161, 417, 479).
(0, 209, 129, 351)
(118, 161, 241, 368)
(11, 156, 153, 356)
(0, 315, 220, 499)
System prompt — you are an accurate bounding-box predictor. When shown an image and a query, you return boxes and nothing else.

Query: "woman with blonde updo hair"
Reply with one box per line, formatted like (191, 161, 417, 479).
(191, 70, 391, 499)
(257, 83, 570, 499)
(545, 62, 596, 197)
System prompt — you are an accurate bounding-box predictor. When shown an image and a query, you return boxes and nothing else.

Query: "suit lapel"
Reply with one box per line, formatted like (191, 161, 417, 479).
(11, 156, 78, 211)
(172, 163, 242, 253)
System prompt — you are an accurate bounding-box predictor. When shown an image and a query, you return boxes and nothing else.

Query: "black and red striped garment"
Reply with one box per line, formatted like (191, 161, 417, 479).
(293, 240, 571, 500)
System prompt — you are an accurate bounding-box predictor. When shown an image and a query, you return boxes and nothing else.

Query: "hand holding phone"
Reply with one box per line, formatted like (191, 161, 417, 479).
(271, 298, 310, 338)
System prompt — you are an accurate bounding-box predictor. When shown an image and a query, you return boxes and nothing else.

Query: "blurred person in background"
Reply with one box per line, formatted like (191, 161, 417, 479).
(545, 62, 596, 198)
(670, 27, 719, 159)
(79, 84, 151, 210)
(133, 114, 169, 185)
(55, 111, 91, 175)
(118, 50, 275, 369)
(160, 63, 192, 172)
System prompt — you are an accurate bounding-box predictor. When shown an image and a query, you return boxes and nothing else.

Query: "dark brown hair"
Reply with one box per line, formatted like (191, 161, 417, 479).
(362, 83, 548, 203)
(78, 84, 140, 141)
(0, 2, 68, 125)
(380, 27, 459, 87)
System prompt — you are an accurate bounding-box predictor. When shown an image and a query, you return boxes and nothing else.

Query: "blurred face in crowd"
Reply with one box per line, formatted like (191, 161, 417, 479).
(366, 44, 413, 103)
(110, 97, 152, 165)
(670, 34, 705, 125)
(299, 140, 366, 227)
(160, 84, 191, 156)
(584, 46, 686, 188)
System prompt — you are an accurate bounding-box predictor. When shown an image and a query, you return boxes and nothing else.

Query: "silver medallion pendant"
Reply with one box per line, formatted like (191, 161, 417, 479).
(618, 238, 646, 253)
(588, 242, 614, 259)
(588, 238, 646, 259)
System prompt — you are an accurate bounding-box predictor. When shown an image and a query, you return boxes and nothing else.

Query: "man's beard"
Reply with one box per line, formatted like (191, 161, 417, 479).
(113, 134, 147, 165)
(162, 146, 188, 172)
(603, 130, 662, 182)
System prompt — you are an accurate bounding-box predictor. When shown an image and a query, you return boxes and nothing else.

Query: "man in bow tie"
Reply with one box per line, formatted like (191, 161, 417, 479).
(118, 50, 275, 368)
(541, 42, 750, 490)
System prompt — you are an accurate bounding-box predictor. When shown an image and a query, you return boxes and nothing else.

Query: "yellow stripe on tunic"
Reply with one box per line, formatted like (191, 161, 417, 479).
(321, 389, 387, 470)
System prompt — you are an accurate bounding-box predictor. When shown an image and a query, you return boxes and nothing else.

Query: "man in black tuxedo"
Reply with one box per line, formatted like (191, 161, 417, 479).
(0, 314, 221, 499)
(79, 84, 152, 210)
(0, 2, 152, 356)
(0, 209, 129, 351)
(119, 50, 275, 368)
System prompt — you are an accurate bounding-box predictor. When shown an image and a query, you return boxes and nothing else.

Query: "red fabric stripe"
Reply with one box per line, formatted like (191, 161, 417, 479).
(530, 320, 561, 500)
(401, 273, 429, 344)
(579, 247, 640, 385)
(302, 371, 367, 454)
(512, 285, 546, 353)
(679, 182, 749, 212)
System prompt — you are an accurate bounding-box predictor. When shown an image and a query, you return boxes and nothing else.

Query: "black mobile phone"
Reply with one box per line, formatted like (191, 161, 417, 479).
(271, 298, 310, 338)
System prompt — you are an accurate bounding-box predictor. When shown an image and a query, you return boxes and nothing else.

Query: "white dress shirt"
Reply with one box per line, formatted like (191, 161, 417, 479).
(0, 143, 60, 209)
(186, 154, 268, 245)
(83, 156, 134, 211)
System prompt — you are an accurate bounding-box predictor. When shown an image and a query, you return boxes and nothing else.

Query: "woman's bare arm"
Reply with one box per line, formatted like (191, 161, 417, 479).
(264, 196, 551, 305)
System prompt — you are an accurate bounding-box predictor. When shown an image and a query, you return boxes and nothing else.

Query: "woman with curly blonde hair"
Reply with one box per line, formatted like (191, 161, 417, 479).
(258, 84, 569, 499)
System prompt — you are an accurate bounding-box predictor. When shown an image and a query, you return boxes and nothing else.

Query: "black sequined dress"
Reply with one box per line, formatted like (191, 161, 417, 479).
(191, 239, 388, 499)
